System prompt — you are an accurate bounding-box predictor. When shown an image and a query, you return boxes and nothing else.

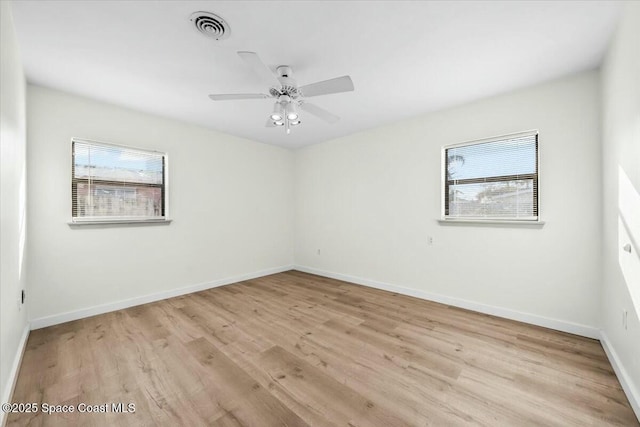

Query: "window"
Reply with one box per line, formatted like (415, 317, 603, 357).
(443, 131, 538, 221)
(71, 139, 167, 223)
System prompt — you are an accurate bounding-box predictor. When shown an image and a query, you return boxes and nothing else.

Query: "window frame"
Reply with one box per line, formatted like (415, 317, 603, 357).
(440, 130, 540, 223)
(70, 138, 170, 225)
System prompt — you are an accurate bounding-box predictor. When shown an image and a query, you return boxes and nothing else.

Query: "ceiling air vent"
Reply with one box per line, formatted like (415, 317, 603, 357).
(190, 12, 230, 40)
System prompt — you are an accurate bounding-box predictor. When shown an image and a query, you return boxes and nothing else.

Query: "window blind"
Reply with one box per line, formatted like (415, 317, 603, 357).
(444, 132, 538, 220)
(71, 139, 166, 221)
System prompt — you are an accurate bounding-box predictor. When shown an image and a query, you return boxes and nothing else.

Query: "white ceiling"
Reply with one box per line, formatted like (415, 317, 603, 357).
(11, 1, 621, 149)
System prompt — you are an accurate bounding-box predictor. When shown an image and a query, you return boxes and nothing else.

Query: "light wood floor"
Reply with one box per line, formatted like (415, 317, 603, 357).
(7, 271, 638, 426)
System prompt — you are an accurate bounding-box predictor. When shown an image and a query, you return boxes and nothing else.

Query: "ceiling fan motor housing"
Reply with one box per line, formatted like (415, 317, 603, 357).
(275, 66, 299, 98)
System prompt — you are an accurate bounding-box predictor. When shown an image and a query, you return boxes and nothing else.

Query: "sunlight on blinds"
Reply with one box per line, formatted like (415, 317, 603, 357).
(444, 132, 538, 220)
(71, 139, 166, 221)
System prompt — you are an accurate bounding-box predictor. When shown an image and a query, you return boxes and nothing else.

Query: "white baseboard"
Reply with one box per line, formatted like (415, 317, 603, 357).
(293, 265, 600, 339)
(1, 323, 30, 427)
(30, 265, 294, 330)
(600, 331, 640, 421)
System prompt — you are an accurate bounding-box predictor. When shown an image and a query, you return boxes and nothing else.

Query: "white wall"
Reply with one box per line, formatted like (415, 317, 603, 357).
(295, 71, 602, 334)
(0, 0, 29, 415)
(601, 1, 640, 416)
(27, 85, 294, 324)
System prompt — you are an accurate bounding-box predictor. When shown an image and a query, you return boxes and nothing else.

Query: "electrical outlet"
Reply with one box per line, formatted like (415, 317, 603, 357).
(428, 236, 433, 245)
(317, 249, 321, 255)
(622, 309, 628, 330)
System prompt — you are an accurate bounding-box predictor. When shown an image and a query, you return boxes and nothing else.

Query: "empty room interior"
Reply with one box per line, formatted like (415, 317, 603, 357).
(1, 0, 640, 425)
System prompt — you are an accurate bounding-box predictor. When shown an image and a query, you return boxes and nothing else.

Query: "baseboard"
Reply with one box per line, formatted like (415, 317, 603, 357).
(30, 265, 294, 330)
(600, 331, 640, 421)
(1, 323, 30, 427)
(293, 265, 600, 339)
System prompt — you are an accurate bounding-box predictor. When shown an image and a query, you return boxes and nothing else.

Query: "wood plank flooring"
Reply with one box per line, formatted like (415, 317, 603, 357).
(6, 271, 638, 426)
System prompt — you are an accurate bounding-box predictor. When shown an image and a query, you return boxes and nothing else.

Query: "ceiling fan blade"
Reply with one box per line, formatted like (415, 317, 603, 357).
(299, 76, 354, 98)
(300, 102, 340, 124)
(208, 93, 270, 101)
(237, 51, 281, 87)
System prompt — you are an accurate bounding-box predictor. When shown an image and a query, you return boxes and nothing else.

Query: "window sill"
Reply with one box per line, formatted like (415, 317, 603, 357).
(438, 218, 545, 228)
(68, 218, 172, 227)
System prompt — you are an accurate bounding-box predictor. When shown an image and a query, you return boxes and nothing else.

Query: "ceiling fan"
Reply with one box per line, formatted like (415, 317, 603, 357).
(209, 51, 354, 134)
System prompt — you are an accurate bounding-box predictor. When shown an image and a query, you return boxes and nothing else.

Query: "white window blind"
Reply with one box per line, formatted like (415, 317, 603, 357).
(71, 139, 167, 222)
(443, 131, 538, 221)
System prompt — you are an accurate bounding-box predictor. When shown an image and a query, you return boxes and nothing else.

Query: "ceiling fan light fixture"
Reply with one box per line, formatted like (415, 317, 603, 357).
(290, 120, 301, 126)
(274, 121, 284, 126)
(271, 102, 284, 121)
(286, 102, 298, 121)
